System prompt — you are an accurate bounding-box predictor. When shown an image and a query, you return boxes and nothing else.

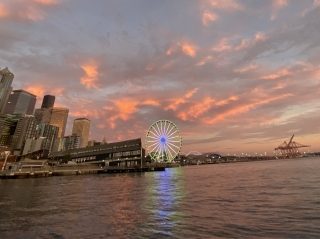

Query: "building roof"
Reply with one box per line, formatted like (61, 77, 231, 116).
(74, 117, 90, 121)
(12, 89, 37, 98)
(49, 138, 141, 158)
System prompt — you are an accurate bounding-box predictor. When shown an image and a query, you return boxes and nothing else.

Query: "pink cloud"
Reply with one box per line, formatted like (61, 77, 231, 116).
(165, 88, 198, 111)
(33, 0, 58, 5)
(177, 95, 239, 121)
(178, 97, 215, 121)
(271, 0, 289, 20)
(202, 10, 218, 26)
(261, 68, 291, 80)
(212, 32, 267, 53)
(203, 93, 293, 125)
(211, 38, 233, 52)
(0, 0, 59, 21)
(103, 98, 160, 129)
(0, 3, 9, 18)
(80, 61, 99, 89)
(207, 0, 243, 11)
(166, 41, 198, 58)
(272, 0, 288, 9)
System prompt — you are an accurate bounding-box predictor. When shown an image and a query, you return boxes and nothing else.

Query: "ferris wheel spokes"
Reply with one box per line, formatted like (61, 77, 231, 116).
(145, 120, 182, 162)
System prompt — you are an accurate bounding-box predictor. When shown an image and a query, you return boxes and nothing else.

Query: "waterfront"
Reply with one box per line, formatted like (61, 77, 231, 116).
(0, 158, 319, 238)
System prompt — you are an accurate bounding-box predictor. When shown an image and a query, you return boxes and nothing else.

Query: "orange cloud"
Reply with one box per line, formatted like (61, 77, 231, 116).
(178, 97, 215, 121)
(25, 85, 45, 97)
(0, 1, 58, 21)
(261, 68, 291, 80)
(24, 85, 65, 106)
(0, 3, 9, 18)
(33, 0, 58, 5)
(203, 93, 293, 125)
(207, 0, 243, 11)
(271, 0, 288, 20)
(234, 64, 258, 73)
(114, 99, 138, 121)
(142, 99, 160, 106)
(70, 109, 100, 119)
(235, 32, 267, 51)
(211, 38, 232, 52)
(105, 98, 160, 129)
(180, 41, 197, 57)
(80, 62, 99, 89)
(166, 41, 198, 58)
(23, 6, 45, 21)
(177, 95, 239, 121)
(196, 56, 214, 66)
(212, 33, 267, 53)
(272, 0, 288, 8)
(166, 88, 198, 111)
(215, 96, 239, 106)
(202, 10, 218, 26)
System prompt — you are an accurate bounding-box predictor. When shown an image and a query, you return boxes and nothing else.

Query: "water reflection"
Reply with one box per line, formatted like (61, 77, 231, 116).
(144, 168, 185, 237)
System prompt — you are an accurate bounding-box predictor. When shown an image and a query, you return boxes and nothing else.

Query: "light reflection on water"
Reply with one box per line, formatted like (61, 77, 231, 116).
(0, 158, 320, 238)
(143, 168, 185, 238)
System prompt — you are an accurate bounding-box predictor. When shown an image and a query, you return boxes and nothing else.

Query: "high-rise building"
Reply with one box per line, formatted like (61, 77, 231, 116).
(0, 114, 21, 147)
(22, 123, 59, 155)
(34, 108, 51, 124)
(35, 123, 59, 152)
(4, 89, 36, 115)
(62, 135, 80, 151)
(11, 115, 37, 154)
(50, 107, 69, 139)
(41, 95, 55, 109)
(0, 67, 14, 114)
(72, 118, 90, 148)
(34, 95, 55, 124)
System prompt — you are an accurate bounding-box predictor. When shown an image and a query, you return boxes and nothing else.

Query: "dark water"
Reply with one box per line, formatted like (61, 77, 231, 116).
(0, 158, 320, 238)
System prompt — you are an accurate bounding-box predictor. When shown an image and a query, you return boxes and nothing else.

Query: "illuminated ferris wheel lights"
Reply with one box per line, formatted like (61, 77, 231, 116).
(146, 120, 182, 162)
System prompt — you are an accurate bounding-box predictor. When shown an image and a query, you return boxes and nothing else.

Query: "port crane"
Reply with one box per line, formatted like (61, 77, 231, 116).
(275, 134, 310, 158)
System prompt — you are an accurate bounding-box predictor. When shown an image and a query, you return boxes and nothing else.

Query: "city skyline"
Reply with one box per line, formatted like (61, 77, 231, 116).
(1, 0, 320, 153)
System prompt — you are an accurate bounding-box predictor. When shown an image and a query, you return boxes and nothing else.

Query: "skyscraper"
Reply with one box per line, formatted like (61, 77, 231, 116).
(0, 67, 14, 114)
(34, 95, 55, 124)
(23, 123, 59, 155)
(41, 95, 55, 109)
(0, 114, 21, 147)
(72, 118, 90, 148)
(12, 115, 37, 154)
(34, 108, 51, 124)
(4, 90, 36, 115)
(35, 123, 59, 152)
(50, 107, 69, 138)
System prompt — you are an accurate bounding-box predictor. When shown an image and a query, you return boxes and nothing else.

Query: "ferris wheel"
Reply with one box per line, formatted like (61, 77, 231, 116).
(146, 120, 182, 162)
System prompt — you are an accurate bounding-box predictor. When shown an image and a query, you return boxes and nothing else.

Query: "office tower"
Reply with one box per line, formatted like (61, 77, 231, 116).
(50, 107, 69, 138)
(34, 108, 51, 124)
(4, 89, 36, 115)
(62, 135, 80, 151)
(0, 114, 21, 147)
(23, 123, 59, 155)
(0, 67, 14, 114)
(41, 95, 55, 109)
(72, 118, 90, 148)
(34, 95, 55, 124)
(35, 123, 59, 152)
(11, 115, 37, 154)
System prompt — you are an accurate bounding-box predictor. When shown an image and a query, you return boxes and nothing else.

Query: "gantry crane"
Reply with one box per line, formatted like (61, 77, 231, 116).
(275, 134, 310, 158)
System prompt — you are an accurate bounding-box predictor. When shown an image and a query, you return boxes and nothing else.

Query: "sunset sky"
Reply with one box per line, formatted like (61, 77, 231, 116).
(1, 0, 320, 154)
